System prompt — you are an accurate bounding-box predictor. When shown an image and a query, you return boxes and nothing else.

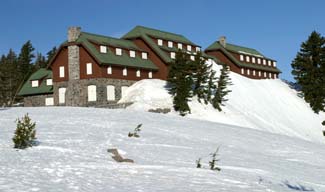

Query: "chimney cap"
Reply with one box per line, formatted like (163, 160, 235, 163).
(219, 36, 226, 47)
(68, 26, 81, 42)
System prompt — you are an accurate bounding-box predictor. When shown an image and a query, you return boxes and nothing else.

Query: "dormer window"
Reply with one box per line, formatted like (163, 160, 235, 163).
(273, 61, 277, 67)
(196, 47, 201, 52)
(116, 48, 122, 56)
(187, 45, 192, 51)
(170, 52, 176, 59)
(142, 52, 148, 59)
(177, 43, 183, 49)
(130, 50, 136, 58)
(168, 41, 173, 48)
(257, 58, 261, 64)
(240, 55, 244, 61)
(31, 80, 39, 87)
(263, 59, 266, 65)
(46, 79, 53, 86)
(100, 45, 107, 53)
(246, 56, 250, 62)
(157, 39, 163, 46)
(252, 57, 256, 63)
(268, 60, 272, 66)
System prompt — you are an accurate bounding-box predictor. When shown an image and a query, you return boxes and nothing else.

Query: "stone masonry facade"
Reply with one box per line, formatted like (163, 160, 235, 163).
(53, 78, 135, 107)
(24, 94, 53, 107)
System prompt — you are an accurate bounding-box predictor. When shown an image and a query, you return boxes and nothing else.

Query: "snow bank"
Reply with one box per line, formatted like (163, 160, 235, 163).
(120, 63, 325, 142)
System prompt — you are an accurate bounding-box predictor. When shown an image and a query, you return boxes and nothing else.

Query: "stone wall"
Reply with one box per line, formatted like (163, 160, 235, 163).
(53, 78, 135, 107)
(24, 94, 53, 107)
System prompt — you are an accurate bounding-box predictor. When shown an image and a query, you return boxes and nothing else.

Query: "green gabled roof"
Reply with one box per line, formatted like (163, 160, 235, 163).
(206, 43, 281, 73)
(18, 68, 53, 96)
(122, 26, 200, 63)
(206, 41, 264, 57)
(122, 25, 197, 46)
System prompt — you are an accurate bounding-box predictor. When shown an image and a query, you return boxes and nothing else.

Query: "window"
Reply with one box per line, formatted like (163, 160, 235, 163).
(177, 43, 183, 49)
(187, 45, 192, 51)
(263, 59, 266, 65)
(88, 85, 96, 102)
(123, 68, 127, 76)
(107, 85, 115, 101)
(58, 87, 66, 104)
(116, 48, 122, 55)
(148, 71, 153, 78)
(170, 52, 176, 59)
(196, 47, 201, 52)
(45, 98, 54, 106)
(252, 57, 256, 63)
(59, 66, 65, 78)
(190, 55, 195, 61)
(121, 86, 128, 98)
(253, 70, 256, 76)
(46, 79, 53, 86)
(136, 69, 141, 77)
(247, 69, 250, 75)
(274, 74, 277, 79)
(264, 72, 267, 77)
(86, 63, 92, 75)
(157, 39, 163, 46)
(273, 61, 277, 67)
(268, 60, 271, 66)
(258, 71, 261, 77)
(130, 50, 136, 58)
(257, 58, 261, 64)
(241, 68, 244, 74)
(240, 55, 244, 61)
(142, 52, 148, 59)
(100, 45, 107, 53)
(269, 73, 272, 78)
(107, 66, 112, 74)
(246, 56, 250, 62)
(31, 80, 39, 87)
(168, 41, 173, 48)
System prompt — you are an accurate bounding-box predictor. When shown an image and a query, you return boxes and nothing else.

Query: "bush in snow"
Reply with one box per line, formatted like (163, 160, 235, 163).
(128, 124, 142, 138)
(196, 158, 202, 168)
(12, 113, 37, 149)
(209, 148, 221, 171)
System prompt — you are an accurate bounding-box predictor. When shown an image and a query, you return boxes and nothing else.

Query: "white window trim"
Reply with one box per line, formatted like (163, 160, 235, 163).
(190, 55, 195, 61)
(58, 87, 66, 104)
(136, 69, 141, 77)
(170, 52, 176, 59)
(268, 60, 272, 66)
(87, 85, 97, 102)
(253, 70, 256, 76)
(263, 59, 266, 65)
(157, 39, 163, 46)
(107, 85, 115, 101)
(274, 74, 277, 79)
(142, 52, 148, 59)
(177, 43, 183, 49)
(86, 63, 92, 75)
(252, 57, 256, 63)
(31, 80, 39, 87)
(45, 97, 54, 106)
(196, 47, 201, 52)
(148, 71, 153, 78)
(241, 68, 244, 74)
(247, 69, 250, 75)
(107, 66, 112, 74)
(121, 86, 128, 98)
(59, 66, 65, 78)
(246, 56, 250, 62)
(258, 71, 261, 77)
(100, 45, 107, 53)
(240, 55, 244, 61)
(168, 41, 173, 48)
(116, 48, 122, 56)
(187, 45, 192, 51)
(46, 79, 53, 86)
(264, 72, 267, 77)
(257, 58, 261, 64)
(123, 67, 127, 76)
(129, 50, 136, 58)
(273, 61, 277, 67)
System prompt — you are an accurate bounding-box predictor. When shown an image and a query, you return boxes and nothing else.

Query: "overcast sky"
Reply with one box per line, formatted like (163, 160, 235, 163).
(1, 0, 324, 81)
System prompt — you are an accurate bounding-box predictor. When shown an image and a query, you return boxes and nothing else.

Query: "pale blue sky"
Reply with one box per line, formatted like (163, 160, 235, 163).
(1, 0, 324, 81)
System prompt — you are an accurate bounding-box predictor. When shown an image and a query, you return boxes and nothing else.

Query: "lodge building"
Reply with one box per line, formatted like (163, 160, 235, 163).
(18, 26, 281, 107)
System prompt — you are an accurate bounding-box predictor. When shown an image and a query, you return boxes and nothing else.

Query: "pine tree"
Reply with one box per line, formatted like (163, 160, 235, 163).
(291, 31, 325, 126)
(167, 50, 193, 116)
(12, 113, 37, 149)
(34, 52, 47, 69)
(18, 40, 35, 81)
(207, 70, 217, 104)
(192, 52, 211, 103)
(46, 46, 57, 65)
(212, 65, 232, 111)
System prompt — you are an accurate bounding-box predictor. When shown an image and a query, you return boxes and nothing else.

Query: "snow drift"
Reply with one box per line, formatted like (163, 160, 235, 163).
(120, 63, 325, 142)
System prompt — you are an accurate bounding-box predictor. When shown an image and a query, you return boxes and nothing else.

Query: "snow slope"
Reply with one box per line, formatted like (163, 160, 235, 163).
(120, 64, 325, 143)
(0, 107, 325, 192)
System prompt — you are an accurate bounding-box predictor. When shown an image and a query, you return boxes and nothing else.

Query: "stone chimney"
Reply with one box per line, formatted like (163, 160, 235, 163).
(219, 36, 226, 48)
(68, 26, 81, 42)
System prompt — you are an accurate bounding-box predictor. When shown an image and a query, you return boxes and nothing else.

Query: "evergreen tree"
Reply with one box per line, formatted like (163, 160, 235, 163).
(12, 113, 37, 149)
(192, 52, 211, 103)
(207, 70, 217, 103)
(34, 52, 47, 69)
(291, 31, 325, 126)
(212, 65, 232, 111)
(46, 46, 57, 64)
(167, 50, 193, 116)
(18, 40, 35, 80)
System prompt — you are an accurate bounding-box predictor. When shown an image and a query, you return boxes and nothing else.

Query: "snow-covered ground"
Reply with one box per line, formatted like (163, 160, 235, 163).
(120, 66, 325, 142)
(0, 107, 325, 192)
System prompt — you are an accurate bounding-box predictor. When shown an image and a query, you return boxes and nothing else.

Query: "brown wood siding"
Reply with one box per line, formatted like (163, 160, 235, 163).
(79, 46, 103, 79)
(101, 65, 153, 81)
(51, 47, 69, 82)
(131, 38, 167, 80)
